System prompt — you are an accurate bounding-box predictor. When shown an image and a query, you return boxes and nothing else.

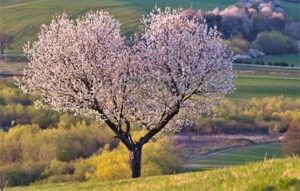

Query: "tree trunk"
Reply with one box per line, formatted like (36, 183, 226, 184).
(130, 145, 142, 178)
(0, 175, 4, 191)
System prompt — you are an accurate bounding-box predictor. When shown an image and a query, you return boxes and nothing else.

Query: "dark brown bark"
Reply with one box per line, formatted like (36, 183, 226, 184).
(94, 100, 180, 179)
(93, 100, 132, 150)
(0, 175, 4, 191)
(128, 103, 179, 178)
(130, 145, 142, 178)
(140, 103, 180, 145)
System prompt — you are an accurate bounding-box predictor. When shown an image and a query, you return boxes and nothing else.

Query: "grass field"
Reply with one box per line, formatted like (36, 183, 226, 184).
(230, 74, 300, 99)
(185, 143, 282, 170)
(1, 0, 299, 52)
(6, 158, 300, 191)
(248, 54, 300, 66)
(0, 0, 140, 52)
(0, 0, 235, 52)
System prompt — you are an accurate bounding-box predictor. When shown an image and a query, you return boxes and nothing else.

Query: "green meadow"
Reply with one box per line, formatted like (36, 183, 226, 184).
(230, 74, 300, 99)
(0, 0, 235, 52)
(185, 143, 283, 170)
(7, 158, 300, 191)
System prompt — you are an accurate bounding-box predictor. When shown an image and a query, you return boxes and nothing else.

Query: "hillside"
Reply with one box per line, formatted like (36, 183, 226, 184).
(7, 158, 300, 191)
(0, 0, 236, 52)
(0, 0, 299, 52)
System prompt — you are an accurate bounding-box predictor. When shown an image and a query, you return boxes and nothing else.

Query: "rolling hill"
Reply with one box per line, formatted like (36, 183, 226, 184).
(6, 158, 300, 191)
(0, 0, 299, 52)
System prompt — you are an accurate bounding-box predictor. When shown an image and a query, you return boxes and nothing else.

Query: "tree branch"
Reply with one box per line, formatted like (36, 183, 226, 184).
(139, 102, 180, 145)
(93, 99, 133, 150)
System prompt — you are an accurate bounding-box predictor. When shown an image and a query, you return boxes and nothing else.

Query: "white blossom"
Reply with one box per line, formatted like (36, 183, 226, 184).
(20, 8, 234, 147)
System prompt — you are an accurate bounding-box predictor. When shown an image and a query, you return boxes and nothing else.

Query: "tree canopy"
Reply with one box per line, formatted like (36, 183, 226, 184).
(20, 8, 234, 178)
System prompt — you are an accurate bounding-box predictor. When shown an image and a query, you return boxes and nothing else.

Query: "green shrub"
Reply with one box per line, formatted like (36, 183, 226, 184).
(226, 37, 249, 54)
(228, 115, 255, 124)
(254, 61, 265, 65)
(86, 145, 131, 180)
(41, 160, 84, 183)
(0, 162, 46, 187)
(43, 160, 74, 178)
(73, 159, 92, 181)
(252, 31, 298, 55)
(0, 81, 58, 130)
(180, 97, 300, 134)
(0, 123, 114, 164)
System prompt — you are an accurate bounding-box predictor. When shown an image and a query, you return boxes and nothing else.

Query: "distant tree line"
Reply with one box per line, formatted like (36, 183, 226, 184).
(2, 80, 299, 135)
(234, 60, 294, 67)
(189, 1, 300, 55)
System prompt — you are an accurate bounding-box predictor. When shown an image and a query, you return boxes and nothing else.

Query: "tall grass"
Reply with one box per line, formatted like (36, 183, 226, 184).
(7, 158, 300, 191)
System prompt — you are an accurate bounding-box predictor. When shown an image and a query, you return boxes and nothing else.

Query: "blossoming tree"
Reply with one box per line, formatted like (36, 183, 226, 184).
(20, 8, 234, 178)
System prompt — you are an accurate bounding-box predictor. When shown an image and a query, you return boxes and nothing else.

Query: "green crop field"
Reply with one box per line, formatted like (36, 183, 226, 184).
(230, 74, 300, 99)
(185, 143, 283, 170)
(0, 0, 299, 52)
(0, 0, 235, 52)
(7, 158, 300, 191)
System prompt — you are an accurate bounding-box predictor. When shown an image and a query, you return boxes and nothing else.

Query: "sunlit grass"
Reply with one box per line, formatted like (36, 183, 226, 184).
(7, 158, 300, 191)
(230, 74, 300, 99)
(186, 143, 283, 170)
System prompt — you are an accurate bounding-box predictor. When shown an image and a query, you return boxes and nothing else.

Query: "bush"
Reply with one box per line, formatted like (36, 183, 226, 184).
(0, 162, 46, 187)
(252, 31, 298, 55)
(178, 97, 300, 135)
(254, 61, 265, 65)
(43, 160, 74, 178)
(143, 138, 182, 175)
(86, 138, 182, 181)
(73, 159, 92, 181)
(0, 123, 114, 164)
(0, 121, 115, 186)
(86, 145, 131, 180)
(272, 62, 289, 67)
(0, 81, 59, 130)
(226, 37, 249, 54)
(228, 115, 255, 124)
(283, 120, 300, 157)
(42, 160, 81, 183)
